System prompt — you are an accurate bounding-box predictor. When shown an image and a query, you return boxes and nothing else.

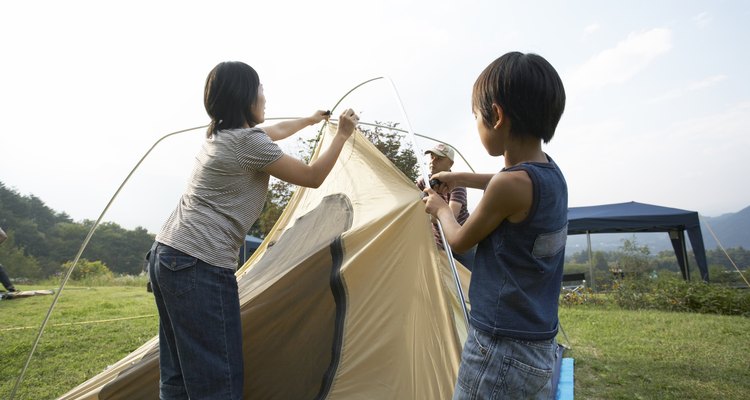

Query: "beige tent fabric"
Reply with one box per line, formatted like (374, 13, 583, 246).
(59, 124, 469, 400)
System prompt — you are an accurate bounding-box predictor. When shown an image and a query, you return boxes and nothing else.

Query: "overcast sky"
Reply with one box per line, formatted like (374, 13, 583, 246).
(2, 0, 749, 234)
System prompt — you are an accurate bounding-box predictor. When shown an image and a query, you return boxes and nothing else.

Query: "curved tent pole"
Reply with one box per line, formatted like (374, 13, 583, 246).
(12, 79, 474, 397)
(10, 124, 207, 399)
(309, 76, 471, 329)
(349, 120, 476, 173)
(313, 77, 385, 144)
(11, 117, 318, 397)
(381, 76, 471, 329)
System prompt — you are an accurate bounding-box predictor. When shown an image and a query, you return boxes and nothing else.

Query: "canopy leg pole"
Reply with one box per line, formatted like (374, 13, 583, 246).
(587, 231, 595, 292)
(680, 230, 691, 281)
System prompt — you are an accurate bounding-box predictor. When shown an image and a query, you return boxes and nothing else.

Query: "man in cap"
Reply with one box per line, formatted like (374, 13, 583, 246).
(417, 143, 475, 270)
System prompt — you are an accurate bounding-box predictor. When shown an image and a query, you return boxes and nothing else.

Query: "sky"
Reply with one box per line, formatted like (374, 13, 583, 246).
(2, 0, 749, 235)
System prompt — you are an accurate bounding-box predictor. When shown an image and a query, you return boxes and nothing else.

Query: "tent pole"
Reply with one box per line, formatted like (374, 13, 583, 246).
(587, 231, 595, 292)
(10, 125, 208, 400)
(381, 76, 471, 328)
(270, 75, 472, 329)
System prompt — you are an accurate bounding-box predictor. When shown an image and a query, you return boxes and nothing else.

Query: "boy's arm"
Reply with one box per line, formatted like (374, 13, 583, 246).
(263, 110, 329, 141)
(426, 170, 532, 253)
(431, 171, 494, 190)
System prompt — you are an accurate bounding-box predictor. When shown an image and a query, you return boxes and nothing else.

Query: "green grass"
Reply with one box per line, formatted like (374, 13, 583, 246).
(2, 286, 749, 399)
(559, 303, 750, 399)
(0, 285, 158, 399)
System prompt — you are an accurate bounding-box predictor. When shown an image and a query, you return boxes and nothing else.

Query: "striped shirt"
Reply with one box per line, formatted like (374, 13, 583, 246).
(156, 127, 283, 269)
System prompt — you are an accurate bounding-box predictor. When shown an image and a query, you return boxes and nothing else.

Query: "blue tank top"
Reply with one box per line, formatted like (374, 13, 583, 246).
(469, 155, 568, 340)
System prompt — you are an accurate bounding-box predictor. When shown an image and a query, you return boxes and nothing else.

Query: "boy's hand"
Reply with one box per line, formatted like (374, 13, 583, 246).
(429, 172, 456, 194)
(422, 188, 449, 218)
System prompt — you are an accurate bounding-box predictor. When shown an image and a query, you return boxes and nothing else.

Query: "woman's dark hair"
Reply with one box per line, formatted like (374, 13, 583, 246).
(472, 52, 565, 143)
(204, 61, 261, 137)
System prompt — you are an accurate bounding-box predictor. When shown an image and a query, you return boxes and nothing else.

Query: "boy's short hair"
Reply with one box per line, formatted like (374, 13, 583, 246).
(472, 52, 565, 143)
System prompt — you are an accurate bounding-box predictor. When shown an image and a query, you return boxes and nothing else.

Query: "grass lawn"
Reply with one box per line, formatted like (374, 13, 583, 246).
(1, 285, 158, 399)
(2, 286, 749, 399)
(559, 304, 750, 399)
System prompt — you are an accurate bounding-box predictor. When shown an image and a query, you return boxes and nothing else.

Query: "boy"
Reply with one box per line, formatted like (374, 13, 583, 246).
(423, 51, 567, 399)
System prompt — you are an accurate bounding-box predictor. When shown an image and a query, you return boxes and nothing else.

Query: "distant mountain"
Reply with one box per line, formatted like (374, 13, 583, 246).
(700, 206, 750, 250)
(565, 205, 750, 255)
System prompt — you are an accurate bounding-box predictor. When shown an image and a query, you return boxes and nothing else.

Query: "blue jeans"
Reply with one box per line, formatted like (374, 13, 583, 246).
(0, 264, 15, 291)
(452, 327, 556, 400)
(149, 242, 243, 400)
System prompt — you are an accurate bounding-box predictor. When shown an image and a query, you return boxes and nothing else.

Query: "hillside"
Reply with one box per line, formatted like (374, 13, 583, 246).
(0, 182, 154, 278)
(700, 205, 750, 249)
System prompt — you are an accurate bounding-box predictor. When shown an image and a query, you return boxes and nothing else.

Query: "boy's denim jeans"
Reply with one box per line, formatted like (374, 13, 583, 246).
(149, 242, 243, 400)
(452, 327, 556, 400)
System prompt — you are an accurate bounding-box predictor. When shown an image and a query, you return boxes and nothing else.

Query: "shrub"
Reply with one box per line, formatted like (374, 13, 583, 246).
(611, 276, 750, 316)
(560, 286, 603, 307)
(60, 259, 113, 281)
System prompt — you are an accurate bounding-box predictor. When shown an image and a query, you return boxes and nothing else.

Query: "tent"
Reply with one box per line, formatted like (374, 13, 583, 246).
(59, 124, 471, 399)
(567, 201, 709, 282)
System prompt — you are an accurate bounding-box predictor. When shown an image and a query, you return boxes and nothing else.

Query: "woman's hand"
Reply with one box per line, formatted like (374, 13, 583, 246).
(307, 110, 331, 126)
(336, 108, 359, 139)
(265, 110, 330, 141)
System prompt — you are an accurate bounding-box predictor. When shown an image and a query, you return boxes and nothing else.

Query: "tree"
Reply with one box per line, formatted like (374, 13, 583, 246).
(360, 121, 419, 181)
(248, 179, 293, 238)
(1, 180, 156, 278)
(618, 236, 653, 278)
(0, 230, 43, 280)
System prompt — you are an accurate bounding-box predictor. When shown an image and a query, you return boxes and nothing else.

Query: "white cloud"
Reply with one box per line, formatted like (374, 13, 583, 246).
(647, 74, 727, 104)
(567, 28, 673, 92)
(692, 12, 711, 29)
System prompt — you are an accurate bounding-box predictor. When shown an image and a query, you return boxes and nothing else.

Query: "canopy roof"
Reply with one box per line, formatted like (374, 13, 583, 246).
(568, 201, 708, 281)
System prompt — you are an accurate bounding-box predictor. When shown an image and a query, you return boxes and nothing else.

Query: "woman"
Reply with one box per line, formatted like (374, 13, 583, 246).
(149, 61, 358, 400)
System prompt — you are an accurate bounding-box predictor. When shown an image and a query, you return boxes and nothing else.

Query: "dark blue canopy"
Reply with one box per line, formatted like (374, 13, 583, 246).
(568, 201, 708, 281)
(238, 235, 264, 267)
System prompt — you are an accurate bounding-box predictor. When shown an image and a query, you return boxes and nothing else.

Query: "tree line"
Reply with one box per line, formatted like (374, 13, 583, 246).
(565, 237, 750, 289)
(0, 181, 155, 279)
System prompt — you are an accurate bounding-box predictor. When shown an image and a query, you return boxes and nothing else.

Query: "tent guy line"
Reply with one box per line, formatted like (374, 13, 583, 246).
(700, 216, 750, 287)
(0, 314, 157, 332)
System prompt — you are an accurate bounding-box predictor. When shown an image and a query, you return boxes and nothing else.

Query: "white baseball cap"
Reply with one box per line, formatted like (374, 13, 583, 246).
(425, 143, 455, 162)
